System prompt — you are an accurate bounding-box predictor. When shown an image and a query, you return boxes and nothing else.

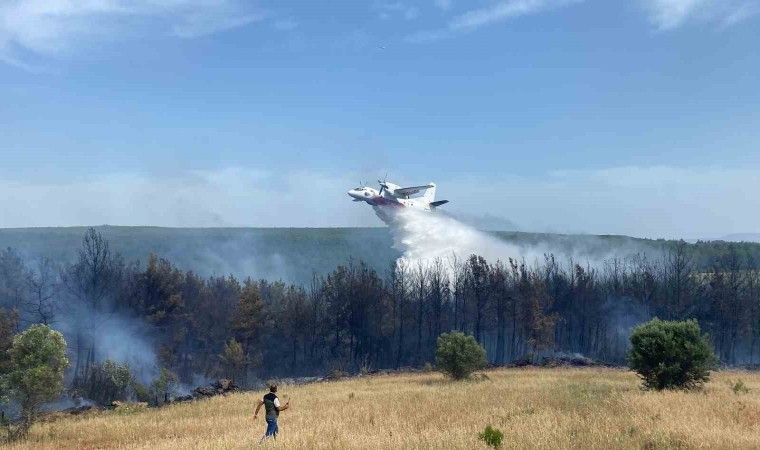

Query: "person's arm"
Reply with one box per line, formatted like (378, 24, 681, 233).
(253, 400, 264, 420)
(275, 397, 290, 412)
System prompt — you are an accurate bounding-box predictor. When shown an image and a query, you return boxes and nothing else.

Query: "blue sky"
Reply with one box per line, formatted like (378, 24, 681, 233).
(1, 0, 759, 238)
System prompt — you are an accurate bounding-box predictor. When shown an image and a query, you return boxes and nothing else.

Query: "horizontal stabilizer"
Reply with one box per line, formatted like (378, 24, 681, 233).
(430, 200, 449, 208)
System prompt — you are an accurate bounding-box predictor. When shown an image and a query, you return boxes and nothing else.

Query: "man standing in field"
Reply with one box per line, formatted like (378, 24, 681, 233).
(254, 384, 289, 443)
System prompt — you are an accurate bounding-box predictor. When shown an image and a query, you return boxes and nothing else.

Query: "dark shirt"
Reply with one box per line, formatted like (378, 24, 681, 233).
(263, 393, 280, 419)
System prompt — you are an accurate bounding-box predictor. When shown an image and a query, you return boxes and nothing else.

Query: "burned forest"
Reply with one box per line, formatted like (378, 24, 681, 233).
(1, 228, 760, 400)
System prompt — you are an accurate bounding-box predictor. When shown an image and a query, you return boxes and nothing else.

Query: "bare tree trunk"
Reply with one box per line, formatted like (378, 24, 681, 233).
(396, 310, 404, 369)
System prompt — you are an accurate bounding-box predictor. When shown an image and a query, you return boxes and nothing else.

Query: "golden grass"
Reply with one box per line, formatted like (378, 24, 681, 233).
(6, 368, 760, 449)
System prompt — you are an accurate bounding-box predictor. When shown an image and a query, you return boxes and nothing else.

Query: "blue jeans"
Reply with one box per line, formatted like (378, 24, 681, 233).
(264, 418, 279, 438)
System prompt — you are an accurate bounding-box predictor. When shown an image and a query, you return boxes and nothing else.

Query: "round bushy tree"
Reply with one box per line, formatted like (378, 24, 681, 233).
(628, 318, 717, 391)
(435, 331, 487, 380)
(5, 324, 69, 438)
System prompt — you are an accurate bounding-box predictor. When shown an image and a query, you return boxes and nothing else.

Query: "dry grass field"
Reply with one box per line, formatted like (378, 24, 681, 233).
(6, 367, 760, 450)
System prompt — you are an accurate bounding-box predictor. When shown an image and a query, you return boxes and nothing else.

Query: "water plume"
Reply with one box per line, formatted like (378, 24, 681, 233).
(374, 206, 652, 269)
(375, 207, 531, 265)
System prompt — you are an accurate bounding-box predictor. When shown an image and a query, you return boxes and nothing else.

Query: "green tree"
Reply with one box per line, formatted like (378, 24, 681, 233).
(628, 318, 717, 390)
(231, 278, 264, 345)
(230, 278, 264, 384)
(0, 307, 19, 421)
(0, 308, 18, 377)
(4, 324, 68, 439)
(435, 331, 487, 380)
(150, 368, 178, 405)
(81, 360, 133, 405)
(219, 338, 250, 383)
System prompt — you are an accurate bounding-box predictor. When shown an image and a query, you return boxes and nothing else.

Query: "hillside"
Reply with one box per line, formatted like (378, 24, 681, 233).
(9, 368, 760, 449)
(0, 227, 399, 284)
(2, 227, 760, 284)
(722, 233, 760, 243)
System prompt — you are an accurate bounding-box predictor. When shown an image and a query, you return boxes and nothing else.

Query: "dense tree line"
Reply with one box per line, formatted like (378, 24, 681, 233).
(1, 229, 760, 391)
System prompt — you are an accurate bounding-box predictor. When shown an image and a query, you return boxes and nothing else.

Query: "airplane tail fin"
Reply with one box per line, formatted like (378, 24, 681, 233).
(424, 183, 436, 202)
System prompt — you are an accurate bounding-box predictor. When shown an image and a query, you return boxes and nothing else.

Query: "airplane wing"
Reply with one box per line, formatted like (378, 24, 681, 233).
(394, 184, 434, 197)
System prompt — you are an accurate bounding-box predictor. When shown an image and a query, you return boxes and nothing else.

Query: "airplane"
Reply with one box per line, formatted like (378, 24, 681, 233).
(348, 179, 449, 212)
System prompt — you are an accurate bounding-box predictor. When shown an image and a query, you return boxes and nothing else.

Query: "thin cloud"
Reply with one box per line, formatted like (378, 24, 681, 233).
(434, 0, 454, 12)
(0, 0, 267, 67)
(450, 0, 582, 31)
(722, 3, 760, 26)
(644, 0, 704, 30)
(642, 0, 760, 30)
(407, 0, 583, 43)
(0, 46, 43, 72)
(374, 2, 420, 21)
(171, 13, 265, 39)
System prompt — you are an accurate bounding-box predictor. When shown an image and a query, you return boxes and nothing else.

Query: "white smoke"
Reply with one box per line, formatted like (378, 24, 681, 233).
(54, 308, 159, 385)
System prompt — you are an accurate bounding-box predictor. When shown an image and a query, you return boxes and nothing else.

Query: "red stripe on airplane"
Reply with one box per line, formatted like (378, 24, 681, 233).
(373, 196, 404, 207)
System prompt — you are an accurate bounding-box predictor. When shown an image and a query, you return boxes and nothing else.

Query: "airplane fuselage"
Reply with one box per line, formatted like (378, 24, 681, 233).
(347, 187, 432, 211)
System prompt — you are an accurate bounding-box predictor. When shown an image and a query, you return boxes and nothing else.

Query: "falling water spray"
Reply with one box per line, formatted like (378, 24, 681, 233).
(375, 207, 538, 266)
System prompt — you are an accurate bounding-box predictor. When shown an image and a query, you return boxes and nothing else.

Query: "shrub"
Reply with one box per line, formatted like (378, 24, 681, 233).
(628, 318, 717, 391)
(435, 332, 487, 380)
(329, 368, 351, 380)
(730, 379, 750, 395)
(478, 425, 504, 449)
(423, 362, 434, 373)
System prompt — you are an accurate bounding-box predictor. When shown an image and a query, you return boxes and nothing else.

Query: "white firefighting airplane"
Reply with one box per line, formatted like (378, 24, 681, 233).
(348, 180, 449, 212)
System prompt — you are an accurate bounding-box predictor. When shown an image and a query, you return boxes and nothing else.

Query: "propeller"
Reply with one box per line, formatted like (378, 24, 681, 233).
(378, 173, 388, 195)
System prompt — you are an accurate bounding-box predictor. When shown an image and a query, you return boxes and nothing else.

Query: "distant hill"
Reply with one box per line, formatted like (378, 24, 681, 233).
(721, 233, 760, 243)
(2, 227, 760, 284)
(0, 227, 399, 284)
